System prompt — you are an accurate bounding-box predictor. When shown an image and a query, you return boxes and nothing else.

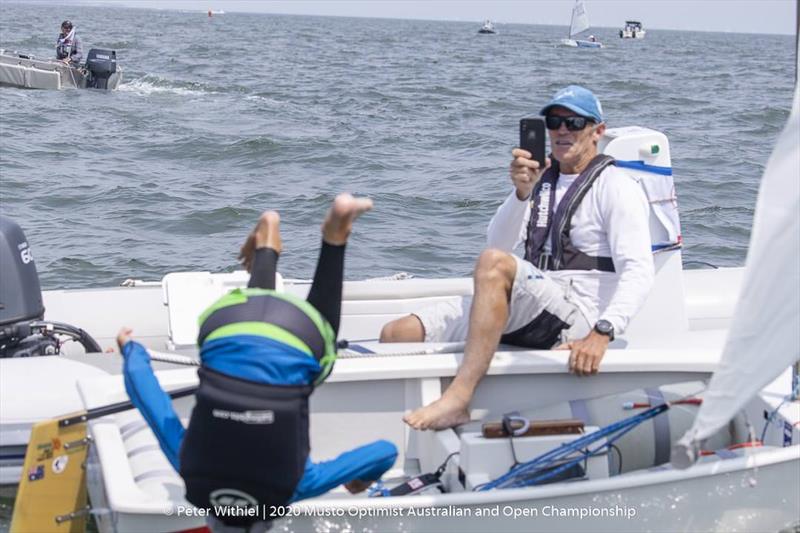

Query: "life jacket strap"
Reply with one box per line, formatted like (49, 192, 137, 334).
(533, 249, 614, 273)
(524, 154, 616, 273)
(552, 154, 616, 272)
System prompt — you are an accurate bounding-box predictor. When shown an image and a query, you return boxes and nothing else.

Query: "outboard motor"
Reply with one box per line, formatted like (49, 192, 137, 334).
(0, 216, 101, 357)
(85, 48, 117, 90)
(0, 216, 44, 328)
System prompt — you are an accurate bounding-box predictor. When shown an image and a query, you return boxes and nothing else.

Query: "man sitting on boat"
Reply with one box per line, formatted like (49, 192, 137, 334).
(381, 85, 655, 430)
(117, 194, 397, 529)
(56, 20, 82, 65)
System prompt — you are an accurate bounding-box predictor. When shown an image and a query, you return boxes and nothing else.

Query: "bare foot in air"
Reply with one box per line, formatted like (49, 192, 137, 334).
(322, 193, 373, 245)
(239, 211, 281, 272)
(403, 393, 471, 431)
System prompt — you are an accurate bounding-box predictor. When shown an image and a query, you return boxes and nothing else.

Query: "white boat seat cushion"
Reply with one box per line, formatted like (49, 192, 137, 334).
(162, 271, 284, 349)
(115, 409, 187, 500)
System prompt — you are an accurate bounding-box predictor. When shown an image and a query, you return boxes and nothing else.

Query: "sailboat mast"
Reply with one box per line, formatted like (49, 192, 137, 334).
(793, 0, 799, 403)
(568, 0, 576, 37)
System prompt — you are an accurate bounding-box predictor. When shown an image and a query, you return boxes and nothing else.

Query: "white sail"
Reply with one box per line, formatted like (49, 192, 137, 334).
(674, 53, 800, 460)
(570, 0, 591, 37)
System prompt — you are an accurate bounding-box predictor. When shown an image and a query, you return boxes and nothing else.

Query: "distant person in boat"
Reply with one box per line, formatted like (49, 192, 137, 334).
(589, 35, 597, 42)
(56, 20, 82, 65)
(381, 85, 654, 430)
(116, 194, 397, 531)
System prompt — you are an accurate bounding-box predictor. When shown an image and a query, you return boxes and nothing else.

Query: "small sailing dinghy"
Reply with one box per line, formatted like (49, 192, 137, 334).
(478, 20, 496, 34)
(560, 0, 603, 49)
(672, 63, 800, 468)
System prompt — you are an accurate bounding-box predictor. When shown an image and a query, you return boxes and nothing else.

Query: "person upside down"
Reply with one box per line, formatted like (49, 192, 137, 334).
(117, 194, 397, 530)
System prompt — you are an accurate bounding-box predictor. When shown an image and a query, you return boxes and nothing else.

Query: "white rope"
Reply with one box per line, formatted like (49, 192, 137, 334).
(58, 27, 76, 47)
(337, 342, 466, 359)
(144, 341, 466, 365)
(148, 350, 200, 367)
(363, 272, 414, 281)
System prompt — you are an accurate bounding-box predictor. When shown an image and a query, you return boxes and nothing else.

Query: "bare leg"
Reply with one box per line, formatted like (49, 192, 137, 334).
(403, 249, 516, 430)
(380, 315, 425, 342)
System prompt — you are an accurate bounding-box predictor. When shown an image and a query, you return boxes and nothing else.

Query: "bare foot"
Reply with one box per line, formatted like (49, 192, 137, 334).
(238, 211, 281, 272)
(117, 327, 133, 351)
(343, 479, 372, 494)
(403, 394, 471, 431)
(322, 193, 373, 245)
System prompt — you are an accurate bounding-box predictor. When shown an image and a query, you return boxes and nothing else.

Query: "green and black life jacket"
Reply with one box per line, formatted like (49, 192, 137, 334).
(180, 288, 337, 527)
(196, 288, 338, 385)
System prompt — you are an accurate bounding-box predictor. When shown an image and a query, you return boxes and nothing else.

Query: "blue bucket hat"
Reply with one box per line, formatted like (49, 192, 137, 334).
(539, 85, 603, 123)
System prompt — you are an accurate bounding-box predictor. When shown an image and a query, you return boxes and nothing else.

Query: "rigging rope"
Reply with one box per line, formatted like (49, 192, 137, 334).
(145, 341, 467, 367)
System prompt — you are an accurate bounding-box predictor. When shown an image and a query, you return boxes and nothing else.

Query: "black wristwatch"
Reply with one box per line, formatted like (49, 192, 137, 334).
(594, 319, 615, 341)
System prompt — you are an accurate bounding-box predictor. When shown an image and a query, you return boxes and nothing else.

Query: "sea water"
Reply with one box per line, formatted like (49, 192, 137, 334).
(0, 4, 795, 291)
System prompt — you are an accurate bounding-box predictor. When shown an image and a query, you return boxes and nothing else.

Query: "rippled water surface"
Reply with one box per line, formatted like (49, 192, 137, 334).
(0, 4, 795, 289)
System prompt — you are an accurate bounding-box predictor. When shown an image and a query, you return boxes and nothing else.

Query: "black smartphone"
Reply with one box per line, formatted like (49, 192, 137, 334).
(519, 117, 547, 168)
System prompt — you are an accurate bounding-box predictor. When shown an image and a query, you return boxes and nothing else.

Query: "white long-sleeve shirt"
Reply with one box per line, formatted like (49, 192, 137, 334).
(487, 165, 654, 334)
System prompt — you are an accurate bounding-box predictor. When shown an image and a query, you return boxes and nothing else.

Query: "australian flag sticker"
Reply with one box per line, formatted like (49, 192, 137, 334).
(784, 421, 793, 447)
(28, 464, 45, 482)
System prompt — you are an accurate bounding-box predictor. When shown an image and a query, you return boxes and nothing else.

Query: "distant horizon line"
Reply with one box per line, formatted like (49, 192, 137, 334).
(9, 0, 797, 37)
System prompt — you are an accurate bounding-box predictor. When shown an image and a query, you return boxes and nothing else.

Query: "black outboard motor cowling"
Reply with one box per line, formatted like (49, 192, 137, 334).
(0, 216, 102, 357)
(85, 48, 117, 90)
(0, 216, 44, 328)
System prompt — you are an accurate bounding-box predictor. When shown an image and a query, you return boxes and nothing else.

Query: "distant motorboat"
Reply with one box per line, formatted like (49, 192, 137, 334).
(207, 9, 225, 17)
(478, 20, 496, 34)
(620, 20, 646, 39)
(559, 0, 603, 48)
(0, 48, 122, 90)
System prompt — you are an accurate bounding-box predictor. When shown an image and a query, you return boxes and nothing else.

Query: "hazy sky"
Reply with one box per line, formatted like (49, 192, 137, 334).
(76, 0, 797, 35)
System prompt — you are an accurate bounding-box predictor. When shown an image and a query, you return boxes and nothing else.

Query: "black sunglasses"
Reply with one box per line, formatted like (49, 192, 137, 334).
(545, 115, 594, 131)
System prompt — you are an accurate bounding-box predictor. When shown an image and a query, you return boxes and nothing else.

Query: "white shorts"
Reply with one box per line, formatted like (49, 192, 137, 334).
(414, 255, 591, 348)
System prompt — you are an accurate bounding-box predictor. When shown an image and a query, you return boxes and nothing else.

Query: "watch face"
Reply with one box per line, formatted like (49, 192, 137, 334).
(595, 320, 613, 336)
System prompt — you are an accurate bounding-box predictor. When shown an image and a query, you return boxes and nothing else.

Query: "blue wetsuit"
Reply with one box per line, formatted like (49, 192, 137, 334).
(123, 339, 396, 501)
(122, 244, 397, 503)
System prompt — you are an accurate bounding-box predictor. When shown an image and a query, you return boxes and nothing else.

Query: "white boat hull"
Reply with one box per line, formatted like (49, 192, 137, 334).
(620, 29, 646, 39)
(256, 450, 800, 533)
(559, 38, 603, 49)
(87, 453, 800, 532)
(0, 50, 123, 90)
(76, 353, 800, 533)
